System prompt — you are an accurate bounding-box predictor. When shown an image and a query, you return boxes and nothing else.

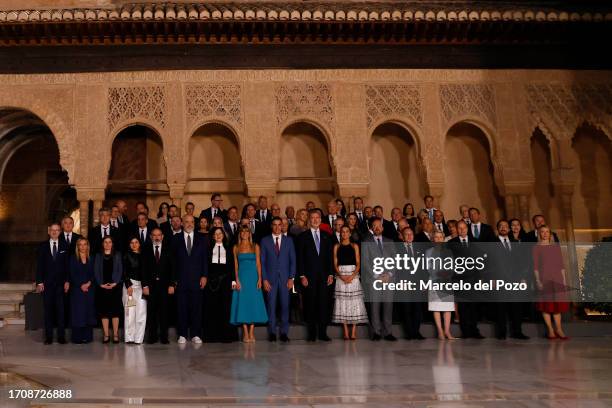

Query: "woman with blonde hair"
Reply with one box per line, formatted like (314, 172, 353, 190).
(69, 238, 96, 344)
(533, 224, 569, 340)
(289, 208, 309, 237)
(230, 226, 268, 342)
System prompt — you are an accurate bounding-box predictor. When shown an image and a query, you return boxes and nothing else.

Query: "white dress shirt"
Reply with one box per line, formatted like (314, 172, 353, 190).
(212, 242, 227, 264)
(183, 231, 194, 248)
(49, 239, 59, 254)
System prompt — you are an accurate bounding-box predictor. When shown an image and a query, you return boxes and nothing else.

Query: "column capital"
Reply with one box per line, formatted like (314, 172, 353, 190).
(551, 168, 577, 195)
(75, 187, 105, 201)
(336, 182, 369, 199)
(502, 182, 535, 196)
(245, 180, 278, 199)
(167, 183, 186, 198)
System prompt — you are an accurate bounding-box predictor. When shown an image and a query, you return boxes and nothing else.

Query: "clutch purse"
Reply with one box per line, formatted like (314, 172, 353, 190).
(126, 296, 136, 307)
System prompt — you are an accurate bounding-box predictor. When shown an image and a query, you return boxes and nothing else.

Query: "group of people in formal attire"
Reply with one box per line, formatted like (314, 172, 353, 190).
(36, 193, 570, 345)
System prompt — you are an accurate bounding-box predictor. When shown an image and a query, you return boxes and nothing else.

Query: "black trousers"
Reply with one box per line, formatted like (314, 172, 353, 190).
(458, 302, 481, 337)
(146, 280, 170, 342)
(302, 282, 331, 338)
(401, 302, 423, 338)
(494, 302, 524, 337)
(176, 289, 202, 339)
(43, 286, 65, 340)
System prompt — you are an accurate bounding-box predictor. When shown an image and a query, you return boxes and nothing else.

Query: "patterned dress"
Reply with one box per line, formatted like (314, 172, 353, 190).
(332, 243, 369, 324)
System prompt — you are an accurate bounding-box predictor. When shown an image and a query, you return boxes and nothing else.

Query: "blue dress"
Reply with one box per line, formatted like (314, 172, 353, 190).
(230, 253, 268, 325)
(69, 257, 96, 343)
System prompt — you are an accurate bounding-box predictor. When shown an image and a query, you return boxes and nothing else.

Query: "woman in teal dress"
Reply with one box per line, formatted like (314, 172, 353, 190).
(230, 225, 268, 342)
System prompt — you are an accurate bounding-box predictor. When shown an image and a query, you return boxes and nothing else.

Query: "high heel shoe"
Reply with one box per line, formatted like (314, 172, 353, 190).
(546, 334, 558, 340)
(102, 336, 110, 344)
(112, 336, 120, 344)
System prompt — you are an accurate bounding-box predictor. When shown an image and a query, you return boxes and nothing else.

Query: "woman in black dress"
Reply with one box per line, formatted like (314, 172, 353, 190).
(69, 238, 96, 344)
(94, 236, 123, 344)
(202, 227, 238, 342)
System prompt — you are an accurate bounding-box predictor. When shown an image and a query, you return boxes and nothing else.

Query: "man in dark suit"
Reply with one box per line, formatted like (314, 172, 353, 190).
(172, 215, 208, 344)
(131, 201, 157, 232)
(331, 217, 345, 246)
(321, 200, 340, 228)
(110, 205, 129, 246)
(433, 210, 450, 236)
(223, 206, 240, 245)
(415, 218, 435, 243)
(467, 207, 496, 242)
(383, 207, 402, 240)
(362, 217, 397, 341)
(524, 214, 560, 243)
(244, 203, 265, 243)
(490, 220, 530, 340)
(58, 215, 81, 256)
(199, 193, 227, 224)
(421, 195, 437, 221)
(399, 226, 426, 340)
(184, 201, 198, 225)
(261, 217, 297, 342)
(89, 207, 122, 254)
(297, 210, 334, 341)
(131, 212, 153, 247)
(449, 220, 484, 339)
(143, 227, 175, 344)
(36, 223, 69, 344)
(256, 195, 273, 226)
(115, 199, 130, 225)
(353, 197, 368, 233)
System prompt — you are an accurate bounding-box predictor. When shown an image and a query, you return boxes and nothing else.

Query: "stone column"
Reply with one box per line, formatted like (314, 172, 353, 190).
(168, 183, 185, 215)
(78, 199, 90, 237)
(426, 182, 444, 212)
(517, 194, 531, 230)
(504, 194, 518, 220)
(246, 181, 277, 205)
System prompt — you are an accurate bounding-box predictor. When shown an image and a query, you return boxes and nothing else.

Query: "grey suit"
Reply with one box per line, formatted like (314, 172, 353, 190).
(362, 234, 395, 337)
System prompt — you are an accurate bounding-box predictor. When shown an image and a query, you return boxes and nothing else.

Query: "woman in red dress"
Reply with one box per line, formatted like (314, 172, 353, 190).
(532, 225, 570, 340)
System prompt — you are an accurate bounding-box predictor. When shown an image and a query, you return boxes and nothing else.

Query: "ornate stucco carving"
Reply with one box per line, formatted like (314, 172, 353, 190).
(275, 83, 334, 131)
(107, 85, 167, 133)
(185, 84, 242, 130)
(439, 83, 497, 130)
(365, 84, 423, 129)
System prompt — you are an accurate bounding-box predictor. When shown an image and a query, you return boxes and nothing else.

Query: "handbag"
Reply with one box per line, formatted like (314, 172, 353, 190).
(126, 296, 136, 308)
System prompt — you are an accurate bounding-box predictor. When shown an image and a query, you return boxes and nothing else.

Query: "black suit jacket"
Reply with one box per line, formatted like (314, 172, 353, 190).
(433, 221, 450, 237)
(130, 225, 153, 247)
(36, 241, 69, 286)
(296, 229, 333, 286)
(246, 219, 266, 244)
(199, 207, 227, 223)
(488, 236, 525, 282)
(382, 219, 399, 240)
(88, 224, 122, 254)
(467, 223, 496, 242)
(256, 209, 273, 226)
(223, 221, 240, 245)
(58, 232, 82, 257)
(142, 242, 174, 288)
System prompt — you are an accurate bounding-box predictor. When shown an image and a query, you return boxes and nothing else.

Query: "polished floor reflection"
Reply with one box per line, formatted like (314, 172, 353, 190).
(1, 326, 611, 407)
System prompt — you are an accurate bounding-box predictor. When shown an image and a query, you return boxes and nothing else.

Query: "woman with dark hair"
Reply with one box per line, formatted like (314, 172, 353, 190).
(335, 198, 347, 218)
(198, 216, 210, 236)
(509, 218, 528, 242)
(69, 238, 96, 344)
(203, 227, 238, 343)
(156, 202, 170, 226)
(94, 236, 123, 344)
(346, 212, 363, 244)
(123, 237, 147, 344)
(403, 203, 418, 231)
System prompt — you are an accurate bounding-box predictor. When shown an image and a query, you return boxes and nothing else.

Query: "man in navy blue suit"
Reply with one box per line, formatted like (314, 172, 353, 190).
(36, 222, 70, 344)
(261, 216, 296, 342)
(171, 214, 208, 344)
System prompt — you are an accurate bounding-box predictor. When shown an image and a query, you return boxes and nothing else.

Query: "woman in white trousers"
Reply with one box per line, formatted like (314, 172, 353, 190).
(123, 237, 147, 344)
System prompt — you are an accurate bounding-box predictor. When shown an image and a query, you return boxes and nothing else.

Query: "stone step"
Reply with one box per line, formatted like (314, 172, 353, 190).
(0, 311, 25, 325)
(0, 291, 27, 302)
(0, 302, 20, 312)
(0, 283, 34, 291)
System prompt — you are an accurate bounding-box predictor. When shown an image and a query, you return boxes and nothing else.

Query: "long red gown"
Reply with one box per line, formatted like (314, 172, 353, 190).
(532, 243, 570, 313)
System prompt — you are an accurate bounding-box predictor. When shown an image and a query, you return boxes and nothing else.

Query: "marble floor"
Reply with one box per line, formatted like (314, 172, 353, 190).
(0, 326, 611, 407)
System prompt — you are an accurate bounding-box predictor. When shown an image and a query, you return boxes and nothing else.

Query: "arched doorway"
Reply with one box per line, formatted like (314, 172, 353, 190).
(0, 108, 76, 281)
(107, 125, 167, 221)
(186, 123, 246, 211)
(442, 122, 503, 223)
(572, 123, 612, 241)
(277, 122, 335, 210)
(369, 122, 422, 213)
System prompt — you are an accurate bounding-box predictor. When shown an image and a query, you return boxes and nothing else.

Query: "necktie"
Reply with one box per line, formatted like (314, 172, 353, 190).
(140, 229, 145, 243)
(377, 237, 383, 254)
(358, 212, 362, 222)
(66, 233, 70, 246)
(232, 223, 237, 235)
(103, 227, 108, 237)
(52, 241, 57, 259)
(212, 208, 216, 218)
(186, 234, 192, 255)
(275, 237, 280, 256)
(155, 245, 160, 263)
(462, 238, 468, 248)
(503, 238, 510, 252)
(474, 224, 480, 239)
(407, 243, 413, 258)
(218, 246, 221, 263)
(314, 231, 320, 255)
(250, 220, 255, 234)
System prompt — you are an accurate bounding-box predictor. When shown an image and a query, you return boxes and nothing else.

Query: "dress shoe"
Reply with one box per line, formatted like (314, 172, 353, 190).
(472, 334, 485, 339)
(280, 334, 290, 343)
(44, 338, 53, 345)
(147, 338, 158, 345)
(372, 333, 382, 341)
(414, 333, 426, 340)
(318, 335, 331, 342)
(192, 336, 202, 344)
(510, 333, 530, 340)
(177, 336, 187, 344)
(268, 334, 277, 342)
(496, 335, 507, 340)
(160, 339, 169, 344)
(57, 338, 66, 344)
(384, 334, 398, 342)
